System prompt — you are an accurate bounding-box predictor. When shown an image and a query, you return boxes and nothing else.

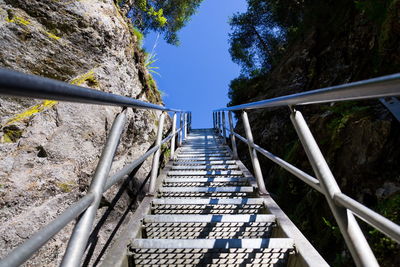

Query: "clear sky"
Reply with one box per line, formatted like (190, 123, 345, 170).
(143, 0, 247, 129)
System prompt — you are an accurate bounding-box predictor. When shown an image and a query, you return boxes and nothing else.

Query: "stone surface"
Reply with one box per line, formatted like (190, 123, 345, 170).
(0, 0, 169, 266)
(230, 3, 400, 265)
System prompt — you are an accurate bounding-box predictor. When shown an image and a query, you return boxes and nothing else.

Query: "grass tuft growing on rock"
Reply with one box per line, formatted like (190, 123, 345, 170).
(6, 15, 30, 26)
(70, 70, 100, 87)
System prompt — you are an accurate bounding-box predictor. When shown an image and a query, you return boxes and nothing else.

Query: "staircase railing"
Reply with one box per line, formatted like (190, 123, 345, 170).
(214, 73, 400, 267)
(0, 68, 191, 267)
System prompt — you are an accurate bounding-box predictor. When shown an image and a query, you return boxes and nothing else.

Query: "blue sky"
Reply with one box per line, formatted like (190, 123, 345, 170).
(143, 0, 248, 129)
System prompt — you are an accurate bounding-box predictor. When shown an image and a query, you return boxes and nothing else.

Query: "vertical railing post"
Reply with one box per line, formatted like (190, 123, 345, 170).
(189, 112, 192, 132)
(241, 110, 268, 195)
(184, 112, 188, 140)
(170, 112, 177, 160)
(215, 112, 218, 133)
(213, 112, 216, 130)
(219, 111, 222, 135)
(148, 112, 166, 194)
(290, 108, 378, 267)
(178, 112, 183, 147)
(61, 110, 127, 267)
(222, 111, 227, 144)
(216, 112, 218, 131)
(228, 111, 238, 159)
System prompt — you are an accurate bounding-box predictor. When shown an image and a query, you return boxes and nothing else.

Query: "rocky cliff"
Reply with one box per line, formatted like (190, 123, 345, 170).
(230, 1, 400, 266)
(0, 0, 168, 266)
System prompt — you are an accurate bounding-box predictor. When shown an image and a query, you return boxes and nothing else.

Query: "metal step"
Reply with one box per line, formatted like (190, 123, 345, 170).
(143, 222, 274, 239)
(131, 238, 294, 266)
(163, 177, 251, 183)
(152, 198, 264, 205)
(168, 170, 243, 176)
(131, 238, 294, 249)
(152, 198, 263, 214)
(171, 165, 240, 170)
(152, 204, 263, 214)
(179, 148, 229, 153)
(175, 156, 232, 161)
(163, 177, 250, 187)
(144, 214, 275, 222)
(158, 186, 255, 198)
(173, 160, 237, 165)
(158, 192, 254, 198)
(177, 153, 231, 158)
(180, 146, 222, 149)
(163, 181, 250, 187)
(158, 187, 254, 193)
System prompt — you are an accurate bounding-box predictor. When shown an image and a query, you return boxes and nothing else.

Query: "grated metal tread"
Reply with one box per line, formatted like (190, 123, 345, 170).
(143, 214, 276, 222)
(151, 199, 265, 205)
(144, 222, 274, 239)
(151, 201, 264, 214)
(163, 177, 251, 183)
(177, 153, 231, 158)
(159, 186, 253, 192)
(178, 149, 229, 155)
(163, 182, 249, 187)
(129, 129, 297, 266)
(173, 160, 237, 165)
(167, 175, 247, 179)
(158, 192, 254, 198)
(171, 165, 240, 170)
(168, 170, 244, 176)
(175, 157, 233, 161)
(131, 239, 294, 266)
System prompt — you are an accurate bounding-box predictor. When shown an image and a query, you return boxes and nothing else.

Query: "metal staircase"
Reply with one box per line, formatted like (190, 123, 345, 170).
(126, 129, 326, 267)
(1, 69, 400, 267)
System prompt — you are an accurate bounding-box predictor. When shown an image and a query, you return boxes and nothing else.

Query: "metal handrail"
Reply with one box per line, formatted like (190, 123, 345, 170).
(0, 68, 183, 112)
(216, 73, 400, 111)
(231, 130, 322, 193)
(0, 69, 191, 267)
(228, 127, 400, 243)
(213, 73, 400, 267)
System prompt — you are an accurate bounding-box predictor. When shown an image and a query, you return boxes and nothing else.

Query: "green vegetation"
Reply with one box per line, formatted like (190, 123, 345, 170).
(228, 1, 400, 265)
(324, 102, 371, 150)
(2, 100, 58, 128)
(70, 70, 100, 87)
(57, 181, 77, 193)
(131, 26, 144, 47)
(121, 0, 204, 45)
(1, 125, 23, 143)
(45, 31, 61, 41)
(5, 14, 30, 26)
(368, 193, 400, 265)
(145, 52, 160, 76)
(229, 0, 286, 75)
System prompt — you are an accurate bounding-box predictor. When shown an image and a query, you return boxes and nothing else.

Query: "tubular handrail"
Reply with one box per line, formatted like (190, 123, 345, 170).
(227, 127, 400, 243)
(0, 69, 192, 267)
(0, 68, 183, 112)
(104, 128, 181, 191)
(215, 73, 400, 111)
(0, 124, 185, 267)
(230, 130, 322, 193)
(213, 73, 400, 266)
(333, 193, 400, 243)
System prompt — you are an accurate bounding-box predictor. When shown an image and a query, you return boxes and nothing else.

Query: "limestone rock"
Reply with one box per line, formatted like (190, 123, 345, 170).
(0, 0, 169, 265)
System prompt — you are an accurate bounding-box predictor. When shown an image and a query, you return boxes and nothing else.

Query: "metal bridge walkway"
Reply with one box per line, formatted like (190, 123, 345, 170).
(122, 128, 327, 267)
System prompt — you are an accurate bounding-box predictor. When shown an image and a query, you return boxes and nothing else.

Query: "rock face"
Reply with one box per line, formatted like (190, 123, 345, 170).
(230, 2, 400, 266)
(0, 0, 169, 266)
